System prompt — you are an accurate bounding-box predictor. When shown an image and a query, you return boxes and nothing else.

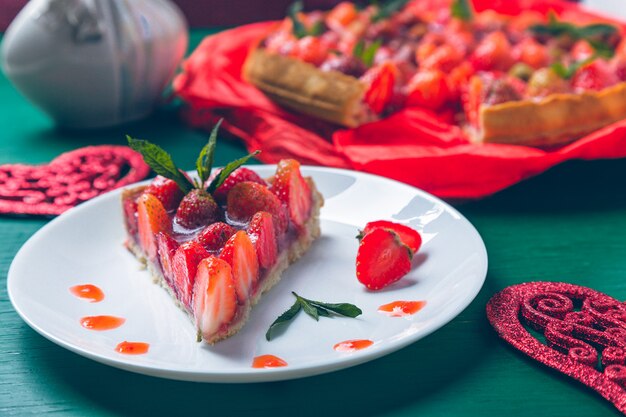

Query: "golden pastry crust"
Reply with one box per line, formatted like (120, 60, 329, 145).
(476, 82, 626, 147)
(243, 48, 371, 127)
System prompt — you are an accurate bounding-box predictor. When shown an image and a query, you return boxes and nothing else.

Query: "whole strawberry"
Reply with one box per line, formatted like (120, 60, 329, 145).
(211, 167, 266, 204)
(175, 189, 220, 229)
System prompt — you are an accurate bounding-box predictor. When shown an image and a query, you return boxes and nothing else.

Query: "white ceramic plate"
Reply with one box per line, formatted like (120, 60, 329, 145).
(8, 167, 487, 383)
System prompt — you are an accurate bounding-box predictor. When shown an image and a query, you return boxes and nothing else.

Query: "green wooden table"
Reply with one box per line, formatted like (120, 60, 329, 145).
(2, 30, 626, 417)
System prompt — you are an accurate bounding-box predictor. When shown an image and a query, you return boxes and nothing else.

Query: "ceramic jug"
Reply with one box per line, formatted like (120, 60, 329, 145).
(1, 0, 188, 128)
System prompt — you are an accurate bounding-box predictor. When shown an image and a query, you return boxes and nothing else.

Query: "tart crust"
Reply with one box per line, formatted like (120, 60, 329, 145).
(476, 81, 626, 147)
(122, 178, 324, 344)
(243, 48, 370, 127)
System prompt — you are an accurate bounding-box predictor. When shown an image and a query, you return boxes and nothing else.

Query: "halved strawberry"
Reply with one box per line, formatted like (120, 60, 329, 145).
(227, 181, 288, 234)
(156, 232, 179, 292)
(196, 222, 236, 252)
(360, 220, 422, 254)
(361, 62, 397, 114)
(211, 167, 266, 205)
(247, 211, 278, 269)
(175, 188, 220, 230)
(470, 31, 513, 72)
(172, 241, 210, 309)
(145, 176, 184, 211)
(271, 159, 312, 229)
(356, 228, 413, 290)
(406, 69, 451, 111)
(137, 193, 172, 260)
(193, 256, 237, 341)
(220, 231, 259, 304)
(571, 59, 617, 92)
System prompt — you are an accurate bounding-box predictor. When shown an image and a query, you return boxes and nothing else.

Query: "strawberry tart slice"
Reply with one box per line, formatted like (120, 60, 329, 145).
(122, 123, 323, 343)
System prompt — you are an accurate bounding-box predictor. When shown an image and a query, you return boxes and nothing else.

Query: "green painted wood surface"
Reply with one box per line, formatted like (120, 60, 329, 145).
(2, 30, 626, 417)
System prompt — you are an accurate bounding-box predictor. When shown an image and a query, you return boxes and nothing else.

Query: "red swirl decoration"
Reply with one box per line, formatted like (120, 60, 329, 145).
(487, 282, 626, 414)
(0, 146, 149, 216)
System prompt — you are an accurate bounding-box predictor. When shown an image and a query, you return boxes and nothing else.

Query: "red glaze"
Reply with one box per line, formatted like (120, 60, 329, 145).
(69, 284, 104, 303)
(115, 341, 150, 355)
(333, 339, 374, 352)
(80, 315, 126, 330)
(378, 300, 426, 317)
(252, 354, 288, 368)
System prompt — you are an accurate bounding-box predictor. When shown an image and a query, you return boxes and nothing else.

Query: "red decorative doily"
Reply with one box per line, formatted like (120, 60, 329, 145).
(174, 0, 626, 199)
(0, 146, 150, 216)
(487, 282, 626, 414)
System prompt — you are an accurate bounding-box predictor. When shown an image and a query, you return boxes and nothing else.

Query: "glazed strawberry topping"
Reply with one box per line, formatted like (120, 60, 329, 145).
(271, 159, 312, 229)
(196, 222, 237, 252)
(146, 176, 184, 211)
(172, 241, 211, 309)
(156, 232, 179, 289)
(137, 193, 171, 260)
(227, 181, 288, 233)
(175, 188, 220, 229)
(220, 231, 259, 304)
(212, 167, 266, 204)
(247, 211, 278, 269)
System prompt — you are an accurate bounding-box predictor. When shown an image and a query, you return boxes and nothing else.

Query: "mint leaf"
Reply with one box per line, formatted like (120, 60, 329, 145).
(206, 150, 260, 193)
(451, 0, 473, 21)
(266, 300, 301, 341)
(307, 300, 363, 318)
(552, 56, 598, 80)
(127, 136, 193, 194)
(294, 292, 319, 321)
(196, 119, 222, 186)
(288, 1, 308, 39)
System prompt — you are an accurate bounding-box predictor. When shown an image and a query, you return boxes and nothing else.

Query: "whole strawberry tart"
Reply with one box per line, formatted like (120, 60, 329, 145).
(122, 126, 323, 343)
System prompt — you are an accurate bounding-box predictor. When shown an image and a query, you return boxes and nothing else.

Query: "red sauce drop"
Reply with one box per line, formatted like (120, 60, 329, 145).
(378, 300, 426, 317)
(70, 284, 104, 302)
(252, 354, 288, 368)
(333, 339, 374, 352)
(80, 315, 126, 330)
(115, 341, 150, 355)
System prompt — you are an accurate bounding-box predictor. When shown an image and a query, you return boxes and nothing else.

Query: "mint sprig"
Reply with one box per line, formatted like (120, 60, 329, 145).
(128, 119, 261, 195)
(127, 136, 193, 194)
(451, 0, 473, 22)
(551, 56, 595, 80)
(265, 292, 362, 341)
(353, 39, 382, 68)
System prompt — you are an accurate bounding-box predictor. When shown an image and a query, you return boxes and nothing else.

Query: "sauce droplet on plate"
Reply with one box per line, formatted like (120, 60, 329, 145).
(80, 315, 126, 330)
(378, 300, 426, 317)
(252, 354, 288, 368)
(115, 341, 149, 355)
(333, 339, 374, 352)
(70, 284, 104, 302)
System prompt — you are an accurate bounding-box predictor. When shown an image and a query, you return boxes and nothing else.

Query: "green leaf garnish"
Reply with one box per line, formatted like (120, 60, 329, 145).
(206, 150, 261, 194)
(196, 119, 221, 187)
(551, 55, 599, 80)
(127, 136, 193, 194)
(353, 39, 382, 68)
(530, 12, 617, 57)
(373, 0, 410, 22)
(265, 292, 362, 341)
(451, 0, 473, 22)
(288, 1, 308, 39)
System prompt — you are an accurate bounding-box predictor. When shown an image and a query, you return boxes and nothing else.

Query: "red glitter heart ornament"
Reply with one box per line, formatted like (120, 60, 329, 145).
(487, 282, 626, 414)
(0, 146, 150, 216)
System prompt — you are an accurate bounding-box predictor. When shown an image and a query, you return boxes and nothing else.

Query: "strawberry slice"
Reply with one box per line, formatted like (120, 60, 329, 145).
(145, 176, 184, 211)
(193, 256, 237, 341)
(156, 232, 179, 292)
(361, 61, 397, 114)
(172, 241, 210, 309)
(123, 195, 139, 236)
(470, 31, 513, 72)
(356, 228, 413, 290)
(271, 159, 312, 229)
(211, 167, 266, 205)
(571, 59, 617, 92)
(137, 193, 172, 260)
(220, 231, 259, 304)
(361, 220, 422, 254)
(227, 181, 288, 234)
(247, 211, 278, 269)
(406, 69, 451, 111)
(196, 222, 236, 252)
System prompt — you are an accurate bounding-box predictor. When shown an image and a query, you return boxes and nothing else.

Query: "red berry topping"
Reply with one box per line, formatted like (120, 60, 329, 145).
(193, 256, 237, 341)
(145, 175, 184, 211)
(156, 232, 179, 291)
(293, 36, 329, 66)
(123, 195, 139, 236)
(361, 61, 397, 114)
(271, 159, 312, 229)
(172, 241, 210, 309)
(361, 220, 422, 254)
(219, 231, 259, 304)
(227, 181, 288, 234)
(137, 193, 172, 260)
(571, 59, 617, 92)
(211, 167, 266, 204)
(356, 228, 413, 291)
(470, 31, 513, 72)
(196, 222, 237, 252)
(406, 69, 451, 110)
(247, 211, 278, 269)
(175, 189, 220, 230)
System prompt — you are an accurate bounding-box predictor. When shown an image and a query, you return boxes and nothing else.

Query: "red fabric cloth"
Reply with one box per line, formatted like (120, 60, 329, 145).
(174, 0, 626, 199)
